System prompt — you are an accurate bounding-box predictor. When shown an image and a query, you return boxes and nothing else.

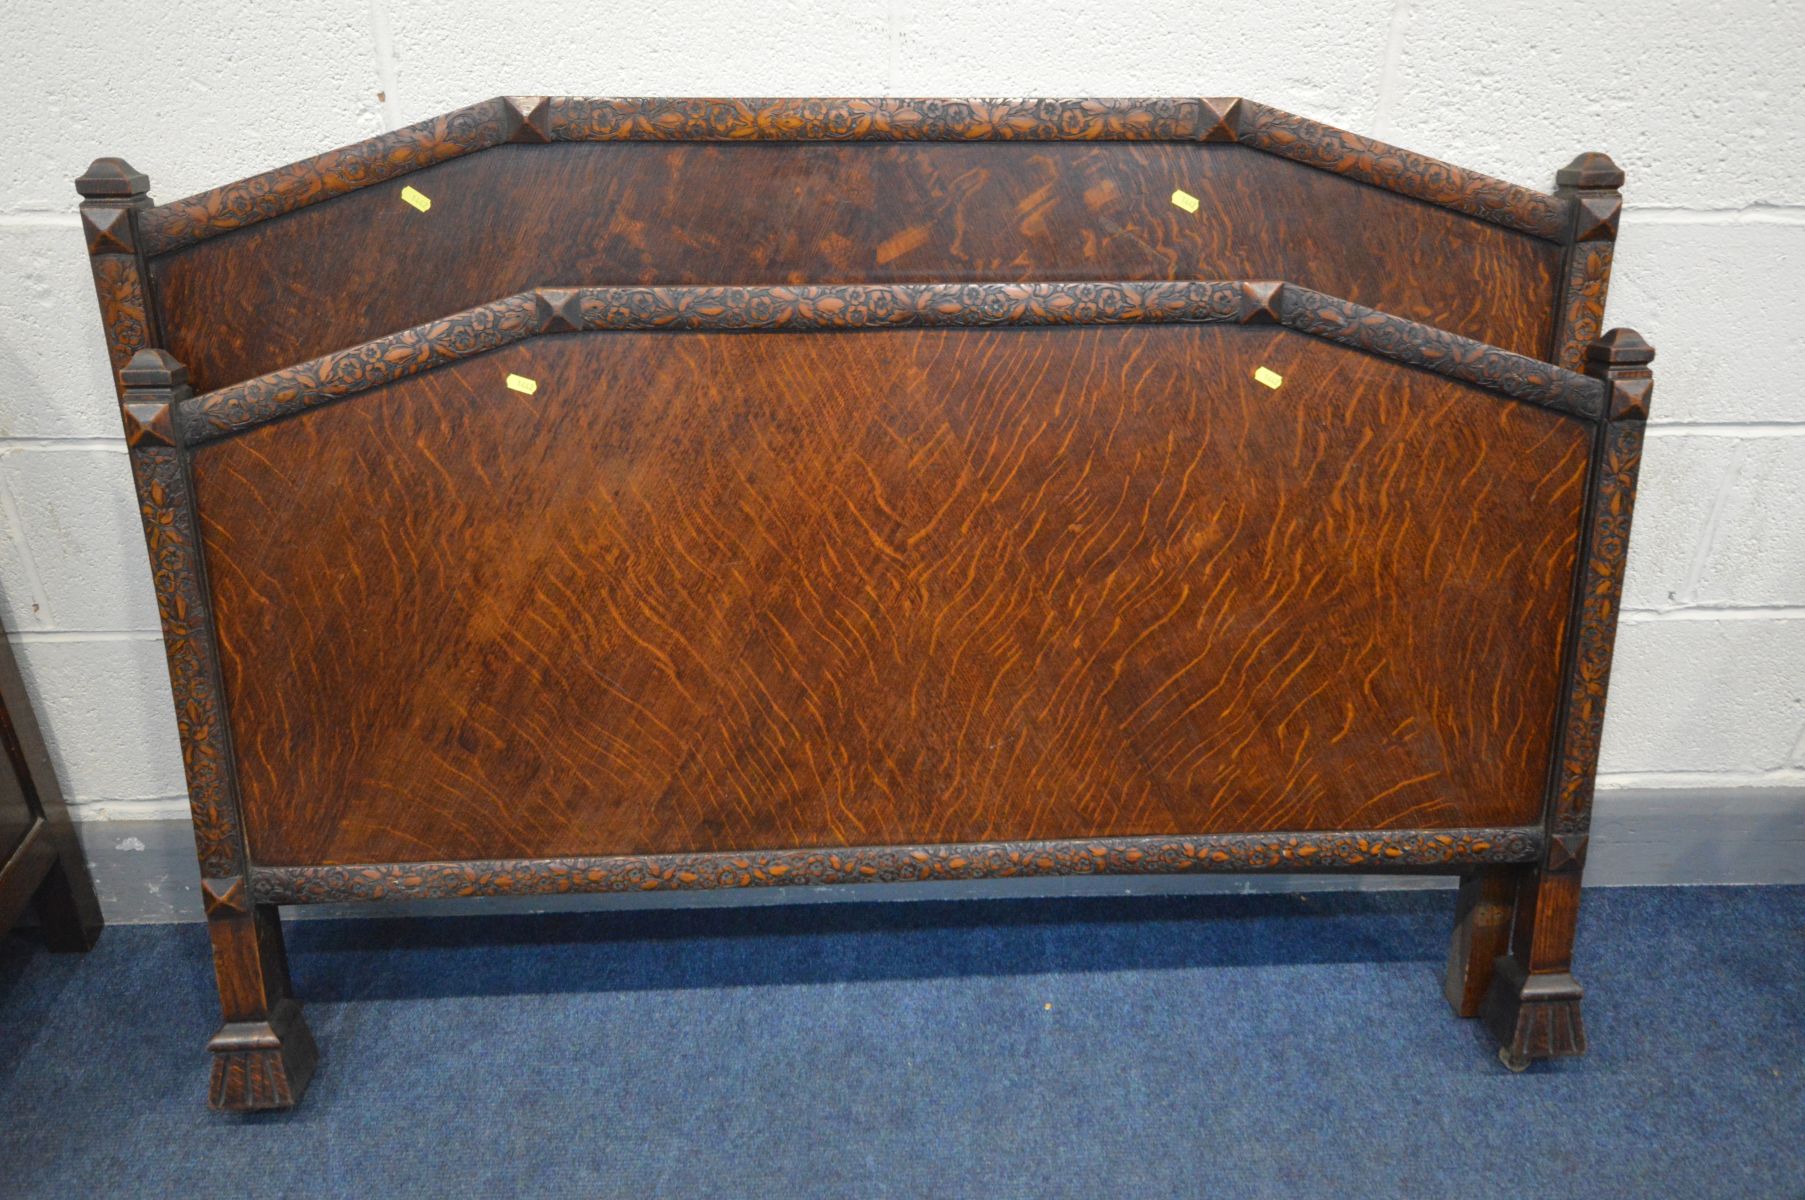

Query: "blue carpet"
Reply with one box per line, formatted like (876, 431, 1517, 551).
(1, 885, 1800, 1198)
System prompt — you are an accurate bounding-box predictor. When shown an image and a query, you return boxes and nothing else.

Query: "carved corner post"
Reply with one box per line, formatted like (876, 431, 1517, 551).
(1483, 328, 1654, 1070)
(1446, 216, 1630, 1011)
(118, 350, 317, 1111)
(75, 159, 162, 390)
(1549, 152, 1624, 374)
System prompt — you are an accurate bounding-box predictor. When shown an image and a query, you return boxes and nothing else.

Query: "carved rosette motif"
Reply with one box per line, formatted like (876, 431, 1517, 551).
(131, 447, 241, 876)
(1235, 103, 1569, 240)
(189, 291, 542, 440)
(1278, 287, 1605, 419)
(555, 96, 1215, 142)
(573, 280, 1245, 331)
(1555, 243, 1615, 374)
(252, 827, 1542, 904)
(1551, 420, 1644, 835)
(185, 281, 1600, 443)
(139, 98, 514, 254)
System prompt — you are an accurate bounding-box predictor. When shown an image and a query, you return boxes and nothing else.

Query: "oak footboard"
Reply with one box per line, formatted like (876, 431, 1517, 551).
(113, 279, 1650, 1107)
(74, 98, 1648, 1111)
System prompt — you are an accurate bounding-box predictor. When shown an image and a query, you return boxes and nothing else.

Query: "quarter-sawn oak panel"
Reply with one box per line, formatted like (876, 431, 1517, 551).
(150, 141, 1561, 394)
(190, 324, 1589, 866)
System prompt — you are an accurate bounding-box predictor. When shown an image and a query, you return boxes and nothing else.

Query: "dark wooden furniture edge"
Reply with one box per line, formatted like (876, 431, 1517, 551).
(0, 631, 104, 948)
(250, 827, 1546, 904)
(1479, 327, 1655, 1070)
(106, 299, 1652, 1112)
(1551, 153, 1625, 373)
(107, 313, 1654, 1106)
(0, 821, 55, 933)
(74, 157, 159, 398)
(176, 280, 1607, 445)
(79, 101, 1622, 398)
(79, 98, 1649, 1097)
(128, 97, 1574, 254)
(116, 351, 313, 1111)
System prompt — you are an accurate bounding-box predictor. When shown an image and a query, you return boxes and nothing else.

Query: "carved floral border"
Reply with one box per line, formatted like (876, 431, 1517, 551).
(1277, 287, 1601, 418)
(1235, 101, 1567, 239)
(139, 98, 515, 254)
(86, 254, 151, 376)
(183, 280, 1604, 442)
(1551, 419, 1645, 836)
(135, 97, 1570, 255)
(1554, 242, 1616, 375)
(130, 447, 243, 877)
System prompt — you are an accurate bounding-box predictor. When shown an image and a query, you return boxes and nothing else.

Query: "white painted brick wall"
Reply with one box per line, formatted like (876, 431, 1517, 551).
(2, 0, 381, 213)
(1610, 223, 1804, 425)
(1603, 616, 1805, 777)
(7, 636, 185, 801)
(1377, 0, 1805, 211)
(0, 1, 1800, 899)
(0, 225, 124, 438)
(0, 445, 159, 631)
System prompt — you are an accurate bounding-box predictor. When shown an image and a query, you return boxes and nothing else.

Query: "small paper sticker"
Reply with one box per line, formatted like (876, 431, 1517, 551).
(1170, 188, 1200, 213)
(1253, 366, 1284, 390)
(505, 373, 538, 395)
(400, 185, 432, 212)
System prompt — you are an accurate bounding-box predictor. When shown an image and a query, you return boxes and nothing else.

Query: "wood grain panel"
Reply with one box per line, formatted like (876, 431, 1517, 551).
(150, 141, 1561, 394)
(189, 324, 1590, 867)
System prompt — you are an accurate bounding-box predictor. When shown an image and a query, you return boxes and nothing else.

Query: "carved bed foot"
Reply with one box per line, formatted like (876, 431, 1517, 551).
(208, 997, 318, 1111)
(1474, 331, 1654, 1072)
(1480, 954, 1586, 1070)
(202, 885, 315, 1111)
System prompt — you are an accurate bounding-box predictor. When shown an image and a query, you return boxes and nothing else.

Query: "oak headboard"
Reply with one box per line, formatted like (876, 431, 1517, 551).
(79, 97, 1622, 399)
(78, 102, 1649, 1113)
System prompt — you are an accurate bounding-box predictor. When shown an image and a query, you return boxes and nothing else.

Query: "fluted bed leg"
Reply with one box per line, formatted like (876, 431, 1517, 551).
(203, 889, 316, 1112)
(1481, 864, 1588, 1070)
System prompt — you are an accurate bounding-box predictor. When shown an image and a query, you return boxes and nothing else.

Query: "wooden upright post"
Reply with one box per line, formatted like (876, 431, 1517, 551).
(118, 349, 317, 1110)
(1483, 327, 1654, 1069)
(1549, 152, 1624, 374)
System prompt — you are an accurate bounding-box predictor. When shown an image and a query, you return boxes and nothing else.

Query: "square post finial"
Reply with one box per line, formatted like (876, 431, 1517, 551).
(76, 157, 150, 199)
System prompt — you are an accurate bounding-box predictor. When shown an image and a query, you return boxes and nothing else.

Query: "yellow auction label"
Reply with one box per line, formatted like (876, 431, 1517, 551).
(505, 373, 539, 395)
(400, 185, 432, 212)
(1170, 188, 1200, 213)
(1253, 366, 1284, 389)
